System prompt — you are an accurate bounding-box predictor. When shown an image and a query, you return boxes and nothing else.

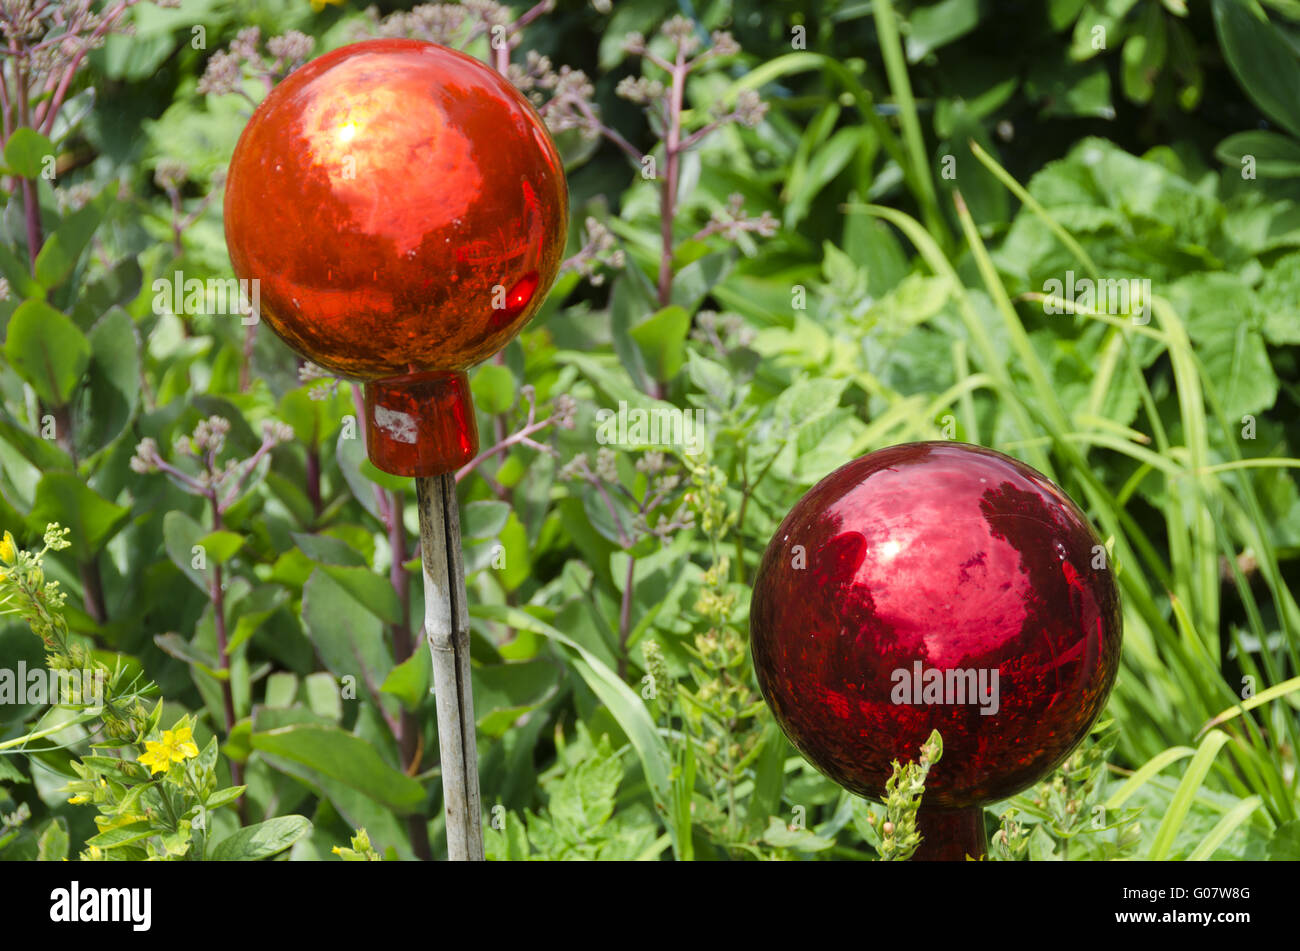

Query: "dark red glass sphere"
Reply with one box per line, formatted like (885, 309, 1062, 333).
(224, 38, 568, 381)
(750, 441, 1122, 808)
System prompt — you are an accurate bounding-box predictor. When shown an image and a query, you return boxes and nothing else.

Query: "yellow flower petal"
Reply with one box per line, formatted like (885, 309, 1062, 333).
(0, 531, 14, 564)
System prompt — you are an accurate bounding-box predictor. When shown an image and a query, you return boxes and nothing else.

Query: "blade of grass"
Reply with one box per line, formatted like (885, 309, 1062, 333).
(1149, 729, 1230, 860)
(1186, 794, 1263, 861)
(1104, 746, 1195, 811)
(871, 0, 948, 247)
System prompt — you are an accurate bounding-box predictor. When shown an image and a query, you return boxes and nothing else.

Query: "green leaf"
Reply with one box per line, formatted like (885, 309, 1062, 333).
(3, 127, 54, 179)
(226, 584, 290, 654)
(905, 0, 981, 61)
(34, 184, 115, 289)
(303, 672, 342, 721)
(471, 363, 516, 415)
(0, 409, 72, 470)
(288, 531, 366, 567)
(472, 603, 680, 855)
(75, 307, 140, 456)
(461, 500, 511, 539)
(209, 815, 311, 860)
(556, 351, 679, 417)
(320, 565, 402, 625)
(1168, 273, 1278, 418)
(380, 652, 429, 712)
(251, 725, 425, 814)
(1215, 130, 1300, 178)
(164, 510, 210, 592)
(153, 632, 223, 679)
(686, 349, 733, 407)
(203, 785, 247, 812)
(630, 306, 690, 381)
(84, 820, 156, 850)
(1187, 795, 1262, 860)
(197, 530, 245, 565)
(300, 568, 393, 695)
(1213, 0, 1300, 139)
(36, 818, 68, 861)
(0, 242, 41, 299)
(4, 299, 91, 407)
(669, 251, 732, 314)
(1257, 252, 1300, 344)
(1267, 820, 1300, 860)
(27, 472, 129, 558)
(785, 127, 862, 228)
(761, 815, 835, 852)
(473, 660, 559, 737)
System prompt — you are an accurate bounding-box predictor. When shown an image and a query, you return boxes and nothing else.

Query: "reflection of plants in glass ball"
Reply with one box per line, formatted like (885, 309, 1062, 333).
(750, 441, 1123, 809)
(224, 38, 568, 383)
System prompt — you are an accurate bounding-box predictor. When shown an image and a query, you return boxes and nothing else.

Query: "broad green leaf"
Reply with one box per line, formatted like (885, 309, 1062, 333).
(303, 672, 342, 721)
(4, 299, 91, 407)
(36, 818, 68, 861)
(226, 584, 290, 654)
(203, 785, 247, 812)
(197, 529, 245, 565)
(471, 363, 516, 415)
(669, 251, 732, 314)
(461, 499, 511, 539)
(380, 651, 430, 712)
(630, 305, 690, 381)
(556, 350, 679, 417)
(0, 242, 41, 299)
(27, 472, 129, 558)
(905, 0, 981, 61)
(250, 724, 425, 814)
(473, 660, 560, 737)
(1213, 0, 1300, 139)
(164, 510, 210, 592)
(1214, 130, 1300, 178)
(762, 815, 835, 852)
(84, 821, 155, 850)
(75, 307, 140, 456)
(3, 127, 54, 179)
(153, 632, 223, 679)
(1267, 820, 1300, 860)
(288, 530, 366, 567)
(300, 568, 392, 694)
(209, 815, 311, 860)
(320, 565, 402, 625)
(472, 603, 680, 856)
(34, 184, 115, 289)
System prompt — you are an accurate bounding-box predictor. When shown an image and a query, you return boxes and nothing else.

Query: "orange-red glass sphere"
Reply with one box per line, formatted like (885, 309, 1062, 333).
(225, 38, 567, 380)
(223, 39, 568, 474)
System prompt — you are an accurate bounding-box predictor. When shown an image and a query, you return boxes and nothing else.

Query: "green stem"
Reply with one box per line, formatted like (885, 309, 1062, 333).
(871, 0, 947, 248)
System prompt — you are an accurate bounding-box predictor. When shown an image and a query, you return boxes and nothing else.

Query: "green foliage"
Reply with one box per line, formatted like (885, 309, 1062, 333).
(0, 0, 1297, 862)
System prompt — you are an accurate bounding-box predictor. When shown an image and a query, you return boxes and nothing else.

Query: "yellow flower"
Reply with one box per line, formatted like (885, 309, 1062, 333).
(0, 531, 15, 564)
(309, 0, 344, 11)
(138, 725, 201, 775)
(67, 794, 89, 805)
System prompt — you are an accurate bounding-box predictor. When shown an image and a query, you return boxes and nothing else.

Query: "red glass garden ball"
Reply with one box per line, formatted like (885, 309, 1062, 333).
(224, 38, 568, 476)
(750, 442, 1122, 853)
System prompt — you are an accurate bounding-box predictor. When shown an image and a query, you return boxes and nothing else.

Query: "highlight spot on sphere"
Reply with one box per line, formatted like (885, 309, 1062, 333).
(749, 441, 1123, 808)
